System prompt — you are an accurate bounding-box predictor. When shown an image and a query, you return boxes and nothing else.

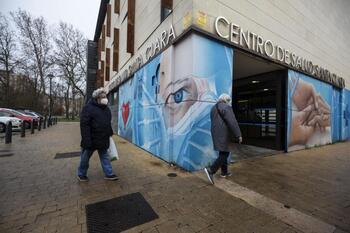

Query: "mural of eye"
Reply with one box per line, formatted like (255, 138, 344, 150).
(173, 89, 189, 103)
(174, 89, 183, 103)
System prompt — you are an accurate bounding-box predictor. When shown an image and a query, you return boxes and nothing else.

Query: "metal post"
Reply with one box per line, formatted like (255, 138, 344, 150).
(21, 121, 25, 137)
(38, 118, 42, 131)
(31, 120, 35, 134)
(43, 116, 47, 129)
(5, 121, 12, 144)
(48, 74, 53, 120)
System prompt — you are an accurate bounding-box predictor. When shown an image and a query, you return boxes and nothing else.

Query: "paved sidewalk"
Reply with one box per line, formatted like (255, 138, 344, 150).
(0, 122, 348, 233)
(227, 142, 350, 232)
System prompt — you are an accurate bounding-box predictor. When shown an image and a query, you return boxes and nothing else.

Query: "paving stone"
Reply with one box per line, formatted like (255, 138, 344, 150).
(1, 123, 348, 233)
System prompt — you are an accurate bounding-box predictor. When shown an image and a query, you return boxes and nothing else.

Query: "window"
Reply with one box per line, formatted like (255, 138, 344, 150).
(114, 0, 120, 14)
(113, 28, 119, 71)
(101, 60, 105, 85)
(102, 25, 105, 51)
(106, 48, 110, 81)
(107, 4, 111, 37)
(98, 38, 102, 62)
(105, 66, 110, 81)
(106, 48, 110, 65)
(127, 0, 135, 54)
(161, 0, 172, 22)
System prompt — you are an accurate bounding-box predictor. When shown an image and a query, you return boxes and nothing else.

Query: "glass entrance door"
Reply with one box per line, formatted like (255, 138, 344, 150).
(233, 70, 286, 150)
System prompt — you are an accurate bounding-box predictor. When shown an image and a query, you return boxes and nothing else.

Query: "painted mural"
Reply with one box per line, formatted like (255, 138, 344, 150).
(118, 78, 135, 142)
(341, 89, 350, 140)
(287, 70, 332, 151)
(118, 34, 233, 171)
(331, 87, 341, 142)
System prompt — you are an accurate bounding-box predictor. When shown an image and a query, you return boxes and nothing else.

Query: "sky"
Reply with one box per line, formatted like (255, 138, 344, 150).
(0, 0, 101, 39)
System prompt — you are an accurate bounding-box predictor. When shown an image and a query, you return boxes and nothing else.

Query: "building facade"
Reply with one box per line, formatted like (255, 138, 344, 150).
(91, 0, 350, 171)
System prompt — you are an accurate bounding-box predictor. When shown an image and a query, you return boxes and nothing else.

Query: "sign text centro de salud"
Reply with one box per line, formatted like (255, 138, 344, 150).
(108, 15, 345, 92)
(214, 16, 345, 88)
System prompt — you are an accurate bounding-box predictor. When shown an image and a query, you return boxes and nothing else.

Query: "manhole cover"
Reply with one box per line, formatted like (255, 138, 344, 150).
(167, 173, 177, 177)
(86, 192, 158, 233)
(55, 152, 80, 159)
(0, 153, 14, 157)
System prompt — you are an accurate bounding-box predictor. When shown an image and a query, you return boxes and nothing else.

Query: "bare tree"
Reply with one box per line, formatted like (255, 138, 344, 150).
(11, 9, 53, 110)
(54, 22, 87, 119)
(0, 13, 19, 107)
(54, 22, 87, 97)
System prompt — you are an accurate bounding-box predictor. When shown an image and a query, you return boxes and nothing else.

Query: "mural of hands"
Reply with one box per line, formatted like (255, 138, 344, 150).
(301, 95, 331, 131)
(289, 75, 332, 147)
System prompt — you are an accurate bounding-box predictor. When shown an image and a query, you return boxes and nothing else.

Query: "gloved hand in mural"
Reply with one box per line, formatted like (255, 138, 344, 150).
(292, 78, 319, 111)
(290, 110, 316, 145)
(289, 77, 331, 146)
(301, 94, 331, 131)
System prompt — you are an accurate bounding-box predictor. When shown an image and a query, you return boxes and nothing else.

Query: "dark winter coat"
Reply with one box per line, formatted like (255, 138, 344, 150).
(210, 102, 242, 152)
(80, 99, 113, 150)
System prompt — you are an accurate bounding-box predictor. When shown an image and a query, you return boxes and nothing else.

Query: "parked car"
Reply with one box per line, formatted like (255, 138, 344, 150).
(16, 110, 41, 121)
(0, 108, 37, 129)
(0, 115, 22, 133)
(26, 111, 44, 121)
(15, 109, 44, 121)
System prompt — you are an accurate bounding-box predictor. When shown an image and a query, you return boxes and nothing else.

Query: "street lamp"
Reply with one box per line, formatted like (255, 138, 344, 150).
(47, 73, 54, 125)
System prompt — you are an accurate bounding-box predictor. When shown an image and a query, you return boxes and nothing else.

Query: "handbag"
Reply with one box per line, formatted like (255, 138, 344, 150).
(215, 103, 240, 143)
(107, 137, 119, 161)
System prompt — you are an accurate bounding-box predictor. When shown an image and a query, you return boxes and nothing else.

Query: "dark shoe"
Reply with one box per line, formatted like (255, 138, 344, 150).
(77, 175, 88, 182)
(220, 172, 232, 178)
(104, 174, 119, 180)
(204, 168, 214, 185)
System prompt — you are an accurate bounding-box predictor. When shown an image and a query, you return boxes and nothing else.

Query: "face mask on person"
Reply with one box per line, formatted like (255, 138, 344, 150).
(100, 98, 108, 105)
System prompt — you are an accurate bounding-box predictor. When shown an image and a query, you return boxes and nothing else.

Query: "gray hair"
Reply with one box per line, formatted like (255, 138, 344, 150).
(218, 93, 231, 104)
(92, 88, 106, 99)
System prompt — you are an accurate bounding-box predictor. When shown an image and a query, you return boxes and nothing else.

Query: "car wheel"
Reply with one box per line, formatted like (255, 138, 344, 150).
(0, 123, 5, 133)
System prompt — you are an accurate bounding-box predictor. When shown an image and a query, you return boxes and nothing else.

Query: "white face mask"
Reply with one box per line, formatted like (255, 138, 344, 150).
(100, 98, 108, 105)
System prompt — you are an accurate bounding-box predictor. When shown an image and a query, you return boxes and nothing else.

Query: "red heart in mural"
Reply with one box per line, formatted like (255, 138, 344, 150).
(122, 102, 130, 129)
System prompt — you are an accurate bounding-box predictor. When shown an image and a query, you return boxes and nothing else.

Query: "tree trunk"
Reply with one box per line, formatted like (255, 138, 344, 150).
(65, 84, 70, 119)
(71, 90, 76, 120)
(5, 68, 10, 108)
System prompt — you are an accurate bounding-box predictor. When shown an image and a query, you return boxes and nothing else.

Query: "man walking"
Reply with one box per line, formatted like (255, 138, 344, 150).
(205, 93, 242, 184)
(77, 88, 118, 181)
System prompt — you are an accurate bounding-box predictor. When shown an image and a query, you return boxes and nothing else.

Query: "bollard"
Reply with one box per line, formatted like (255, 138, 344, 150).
(43, 116, 47, 129)
(31, 120, 35, 134)
(38, 118, 42, 131)
(5, 121, 12, 144)
(21, 121, 25, 137)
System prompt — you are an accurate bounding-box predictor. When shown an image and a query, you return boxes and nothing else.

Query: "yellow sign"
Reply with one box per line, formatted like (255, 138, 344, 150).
(197, 11, 207, 27)
(183, 12, 192, 29)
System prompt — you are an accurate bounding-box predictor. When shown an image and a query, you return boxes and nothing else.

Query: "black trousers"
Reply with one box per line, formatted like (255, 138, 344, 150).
(210, 151, 229, 175)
